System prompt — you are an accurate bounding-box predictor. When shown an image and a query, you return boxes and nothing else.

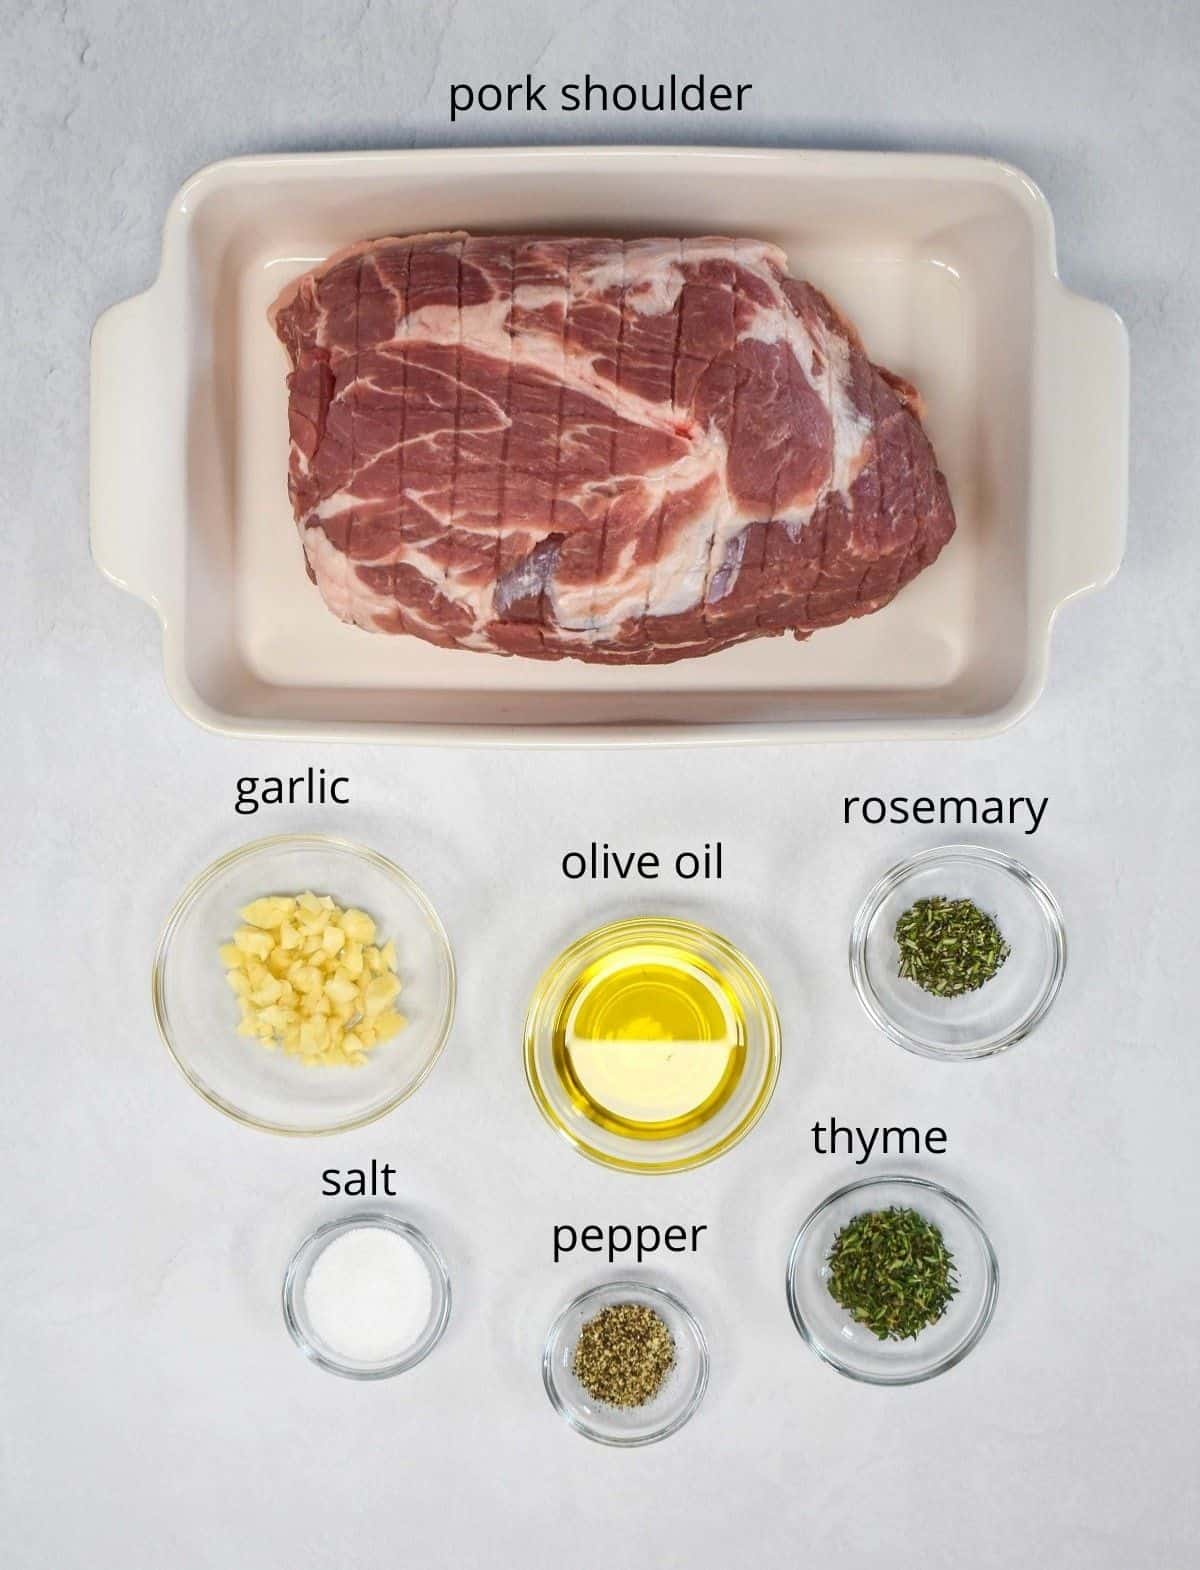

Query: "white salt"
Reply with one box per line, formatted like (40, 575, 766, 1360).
(304, 1226, 433, 1363)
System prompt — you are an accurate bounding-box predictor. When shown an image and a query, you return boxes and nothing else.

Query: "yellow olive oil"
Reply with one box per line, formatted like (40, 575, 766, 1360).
(549, 934, 747, 1140)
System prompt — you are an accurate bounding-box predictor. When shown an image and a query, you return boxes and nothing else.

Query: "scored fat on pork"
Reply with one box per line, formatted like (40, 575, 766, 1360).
(269, 233, 955, 663)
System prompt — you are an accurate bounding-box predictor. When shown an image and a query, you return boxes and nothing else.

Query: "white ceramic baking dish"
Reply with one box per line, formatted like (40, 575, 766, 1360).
(90, 147, 1128, 745)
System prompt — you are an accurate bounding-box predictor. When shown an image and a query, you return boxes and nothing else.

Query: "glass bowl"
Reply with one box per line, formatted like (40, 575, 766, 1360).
(543, 1280, 709, 1446)
(153, 834, 455, 1134)
(523, 916, 781, 1174)
(786, 1175, 998, 1385)
(283, 1212, 451, 1379)
(849, 843, 1065, 1059)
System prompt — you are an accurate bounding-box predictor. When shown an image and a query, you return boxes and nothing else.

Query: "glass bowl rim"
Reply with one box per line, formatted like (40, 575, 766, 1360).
(523, 913, 782, 1174)
(151, 832, 457, 1135)
(785, 1173, 999, 1386)
(542, 1278, 710, 1446)
(282, 1210, 452, 1380)
(848, 842, 1066, 1060)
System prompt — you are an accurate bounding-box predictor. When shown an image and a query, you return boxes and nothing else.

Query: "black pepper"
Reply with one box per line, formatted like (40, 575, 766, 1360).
(572, 1303, 676, 1408)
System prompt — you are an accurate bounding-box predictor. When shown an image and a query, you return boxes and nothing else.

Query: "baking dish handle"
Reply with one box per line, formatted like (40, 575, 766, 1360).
(89, 286, 182, 618)
(1040, 288, 1130, 611)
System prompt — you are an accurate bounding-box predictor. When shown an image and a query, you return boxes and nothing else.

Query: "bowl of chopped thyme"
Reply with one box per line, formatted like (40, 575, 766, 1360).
(543, 1281, 709, 1446)
(787, 1176, 999, 1384)
(850, 844, 1066, 1059)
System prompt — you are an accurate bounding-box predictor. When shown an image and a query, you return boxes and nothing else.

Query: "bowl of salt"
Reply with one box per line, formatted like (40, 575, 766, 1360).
(283, 1212, 451, 1379)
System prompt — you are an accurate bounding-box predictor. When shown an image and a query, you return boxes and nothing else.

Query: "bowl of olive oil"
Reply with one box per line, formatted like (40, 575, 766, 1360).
(524, 916, 781, 1173)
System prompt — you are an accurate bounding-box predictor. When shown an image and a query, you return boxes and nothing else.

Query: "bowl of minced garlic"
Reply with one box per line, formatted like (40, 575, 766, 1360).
(153, 835, 456, 1133)
(221, 893, 406, 1067)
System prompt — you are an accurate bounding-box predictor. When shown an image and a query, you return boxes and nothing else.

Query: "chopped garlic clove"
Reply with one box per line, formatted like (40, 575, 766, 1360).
(233, 927, 273, 960)
(241, 896, 297, 930)
(341, 909, 376, 945)
(221, 893, 406, 1066)
(373, 1010, 407, 1043)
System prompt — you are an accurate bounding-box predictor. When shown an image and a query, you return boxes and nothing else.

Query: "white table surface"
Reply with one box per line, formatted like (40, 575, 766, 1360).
(4, 1, 1198, 1565)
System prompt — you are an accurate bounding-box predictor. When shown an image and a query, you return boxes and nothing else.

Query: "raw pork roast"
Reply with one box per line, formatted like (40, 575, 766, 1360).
(270, 234, 955, 663)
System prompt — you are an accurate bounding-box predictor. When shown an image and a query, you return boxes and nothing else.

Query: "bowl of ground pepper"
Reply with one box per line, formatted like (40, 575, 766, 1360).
(850, 844, 1066, 1059)
(787, 1175, 999, 1384)
(543, 1281, 709, 1445)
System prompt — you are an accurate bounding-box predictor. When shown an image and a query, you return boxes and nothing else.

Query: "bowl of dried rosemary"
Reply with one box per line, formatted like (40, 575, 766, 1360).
(786, 1175, 999, 1384)
(849, 843, 1066, 1059)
